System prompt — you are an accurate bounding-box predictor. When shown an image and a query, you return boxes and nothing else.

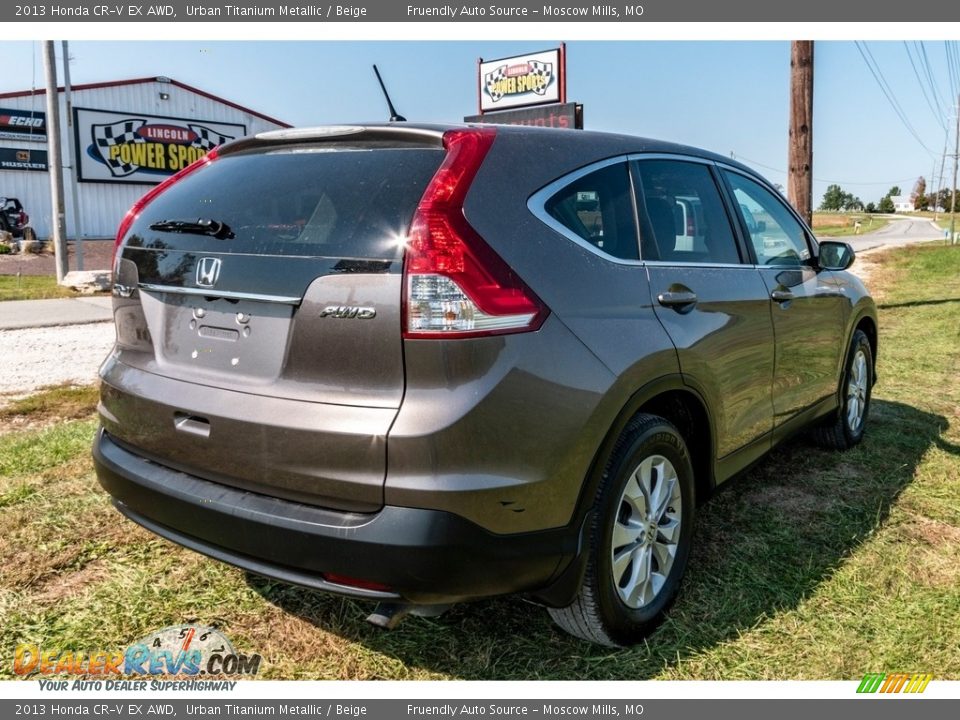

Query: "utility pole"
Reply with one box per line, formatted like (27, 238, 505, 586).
(788, 41, 814, 226)
(42, 41, 68, 282)
(951, 94, 959, 245)
(62, 40, 83, 271)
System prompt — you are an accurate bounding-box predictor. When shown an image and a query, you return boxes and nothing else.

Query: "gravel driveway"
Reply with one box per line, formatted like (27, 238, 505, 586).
(0, 323, 115, 397)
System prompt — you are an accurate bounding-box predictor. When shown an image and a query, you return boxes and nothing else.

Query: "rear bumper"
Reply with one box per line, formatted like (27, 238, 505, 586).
(93, 429, 582, 605)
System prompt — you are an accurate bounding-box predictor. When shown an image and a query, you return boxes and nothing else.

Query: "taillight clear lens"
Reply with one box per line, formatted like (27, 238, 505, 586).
(403, 129, 548, 339)
(408, 274, 538, 333)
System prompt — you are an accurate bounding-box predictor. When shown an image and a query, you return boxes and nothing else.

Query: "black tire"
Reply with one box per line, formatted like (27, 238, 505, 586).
(548, 414, 696, 646)
(811, 329, 873, 450)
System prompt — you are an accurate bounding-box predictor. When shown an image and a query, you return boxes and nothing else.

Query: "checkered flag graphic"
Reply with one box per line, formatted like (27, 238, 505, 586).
(92, 119, 147, 177)
(189, 124, 234, 151)
(484, 61, 554, 103)
(527, 61, 553, 95)
(484, 65, 509, 102)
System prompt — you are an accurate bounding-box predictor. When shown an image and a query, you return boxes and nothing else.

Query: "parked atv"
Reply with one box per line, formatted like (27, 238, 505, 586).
(0, 197, 38, 252)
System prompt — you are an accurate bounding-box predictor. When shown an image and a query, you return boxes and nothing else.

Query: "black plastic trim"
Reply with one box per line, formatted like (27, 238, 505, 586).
(94, 429, 578, 606)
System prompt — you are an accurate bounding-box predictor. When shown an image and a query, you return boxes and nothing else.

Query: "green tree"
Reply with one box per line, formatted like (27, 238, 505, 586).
(843, 195, 864, 211)
(878, 196, 895, 213)
(820, 184, 846, 211)
(865, 202, 877, 213)
(936, 188, 959, 213)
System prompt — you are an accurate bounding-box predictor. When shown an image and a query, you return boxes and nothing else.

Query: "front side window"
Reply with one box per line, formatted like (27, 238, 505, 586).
(543, 162, 639, 261)
(724, 171, 812, 266)
(632, 160, 741, 264)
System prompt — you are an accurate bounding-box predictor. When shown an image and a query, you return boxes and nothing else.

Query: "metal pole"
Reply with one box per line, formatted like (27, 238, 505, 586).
(42, 40, 68, 282)
(951, 94, 959, 245)
(62, 40, 83, 271)
(788, 41, 814, 226)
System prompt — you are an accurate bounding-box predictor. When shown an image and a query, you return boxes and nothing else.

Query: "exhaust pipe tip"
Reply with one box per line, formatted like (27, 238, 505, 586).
(366, 602, 452, 629)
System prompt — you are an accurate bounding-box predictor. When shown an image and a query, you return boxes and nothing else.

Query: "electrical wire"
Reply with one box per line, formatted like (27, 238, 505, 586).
(904, 42, 947, 132)
(855, 41, 938, 158)
(918, 41, 950, 116)
(730, 153, 919, 187)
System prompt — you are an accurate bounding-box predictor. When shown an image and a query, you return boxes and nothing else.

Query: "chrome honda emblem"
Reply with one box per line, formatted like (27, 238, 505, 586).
(196, 257, 221, 288)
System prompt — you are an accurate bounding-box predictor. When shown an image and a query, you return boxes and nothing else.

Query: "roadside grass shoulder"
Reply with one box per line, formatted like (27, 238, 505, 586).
(813, 213, 889, 237)
(0, 276, 78, 302)
(0, 245, 958, 680)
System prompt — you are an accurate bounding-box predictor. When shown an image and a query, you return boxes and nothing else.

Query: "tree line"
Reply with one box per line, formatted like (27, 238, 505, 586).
(819, 176, 960, 213)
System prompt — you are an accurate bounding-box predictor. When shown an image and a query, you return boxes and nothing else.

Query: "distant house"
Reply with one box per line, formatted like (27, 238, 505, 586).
(890, 195, 914, 213)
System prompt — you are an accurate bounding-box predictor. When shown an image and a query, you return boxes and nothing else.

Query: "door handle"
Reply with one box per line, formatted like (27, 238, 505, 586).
(771, 289, 795, 303)
(657, 290, 698, 312)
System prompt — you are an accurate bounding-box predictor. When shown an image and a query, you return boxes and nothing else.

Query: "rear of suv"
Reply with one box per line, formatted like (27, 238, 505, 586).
(94, 124, 877, 646)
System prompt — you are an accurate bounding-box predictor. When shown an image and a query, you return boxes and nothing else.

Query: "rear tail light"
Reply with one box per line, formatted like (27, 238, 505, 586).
(403, 128, 548, 338)
(112, 147, 221, 270)
(18, 211, 28, 227)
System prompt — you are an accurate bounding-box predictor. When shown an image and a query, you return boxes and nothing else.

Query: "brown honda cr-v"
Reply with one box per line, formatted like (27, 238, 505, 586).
(94, 124, 877, 646)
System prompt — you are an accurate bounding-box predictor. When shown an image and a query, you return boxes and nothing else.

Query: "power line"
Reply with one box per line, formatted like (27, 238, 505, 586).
(730, 153, 918, 187)
(944, 42, 956, 99)
(904, 41, 947, 132)
(855, 41, 938, 157)
(913, 40, 949, 117)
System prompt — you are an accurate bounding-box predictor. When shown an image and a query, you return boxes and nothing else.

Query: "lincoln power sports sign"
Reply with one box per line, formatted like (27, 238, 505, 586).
(74, 107, 245, 184)
(478, 48, 563, 112)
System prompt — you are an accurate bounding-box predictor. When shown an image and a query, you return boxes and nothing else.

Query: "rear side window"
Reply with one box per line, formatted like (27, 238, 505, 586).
(126, 146, 444, 259)
(632, 160, 741, 264)
(543, 162, 639, 261)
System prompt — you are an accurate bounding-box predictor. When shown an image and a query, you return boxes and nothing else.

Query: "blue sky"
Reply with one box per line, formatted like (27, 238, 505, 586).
(2, 40, 956, 205)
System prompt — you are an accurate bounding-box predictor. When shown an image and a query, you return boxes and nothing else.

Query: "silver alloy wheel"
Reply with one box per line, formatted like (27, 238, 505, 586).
(846, 349, 869, 431)
(610, 454, 682, 609)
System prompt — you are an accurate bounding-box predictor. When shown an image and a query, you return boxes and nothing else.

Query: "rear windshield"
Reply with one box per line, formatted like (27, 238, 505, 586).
(125, 146, 444, 259)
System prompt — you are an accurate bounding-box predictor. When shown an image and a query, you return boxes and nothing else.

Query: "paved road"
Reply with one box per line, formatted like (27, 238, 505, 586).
(0, 296, 112, 330)
(839, 216, 945, 253)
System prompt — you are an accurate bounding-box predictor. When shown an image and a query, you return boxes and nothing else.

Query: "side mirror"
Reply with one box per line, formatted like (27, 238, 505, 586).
(756, 220, 766, 233)
(818, 240, 855, 271)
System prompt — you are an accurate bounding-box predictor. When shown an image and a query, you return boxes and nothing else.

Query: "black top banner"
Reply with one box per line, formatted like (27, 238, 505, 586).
(0, 107, 47, 142)
(3, 0, 954, 22)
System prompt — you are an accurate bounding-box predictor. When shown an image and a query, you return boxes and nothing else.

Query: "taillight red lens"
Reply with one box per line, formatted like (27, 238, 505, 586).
(403, 129, 548, 338)
(323, 573, 393, 593)
(112, 146, 221, 269)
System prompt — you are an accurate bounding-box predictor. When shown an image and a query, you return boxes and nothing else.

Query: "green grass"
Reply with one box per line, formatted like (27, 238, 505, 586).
(812, 213, 889, 237)
(1, 245, 959, 680)
(0, 275, 77, 301)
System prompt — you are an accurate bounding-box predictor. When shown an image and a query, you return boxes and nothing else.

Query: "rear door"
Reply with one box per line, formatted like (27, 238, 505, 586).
(634, 157, 775, 458)
(104, 136, 445, 511)
(721, 168, 847, 425)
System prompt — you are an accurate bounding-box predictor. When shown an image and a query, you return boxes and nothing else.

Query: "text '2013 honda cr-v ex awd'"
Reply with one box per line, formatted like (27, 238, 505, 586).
(94, 124, 877, 646)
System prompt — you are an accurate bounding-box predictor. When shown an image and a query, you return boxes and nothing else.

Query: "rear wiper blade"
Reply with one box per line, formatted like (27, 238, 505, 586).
(149, 218, 235, 239)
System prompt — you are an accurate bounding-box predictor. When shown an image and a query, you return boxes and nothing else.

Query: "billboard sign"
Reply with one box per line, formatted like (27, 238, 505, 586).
(74, 107, 246, 184)
(478, 48, 564, 112)
(0, 107, 47, 142)
(0, 147, 48, 171)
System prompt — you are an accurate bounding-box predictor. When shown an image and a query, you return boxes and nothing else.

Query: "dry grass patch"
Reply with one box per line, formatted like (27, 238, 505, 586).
(0, 383, 99, 434)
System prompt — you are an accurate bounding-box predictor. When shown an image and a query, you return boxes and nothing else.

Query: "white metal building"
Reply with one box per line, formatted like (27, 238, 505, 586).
(0, 76, 288, 240)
